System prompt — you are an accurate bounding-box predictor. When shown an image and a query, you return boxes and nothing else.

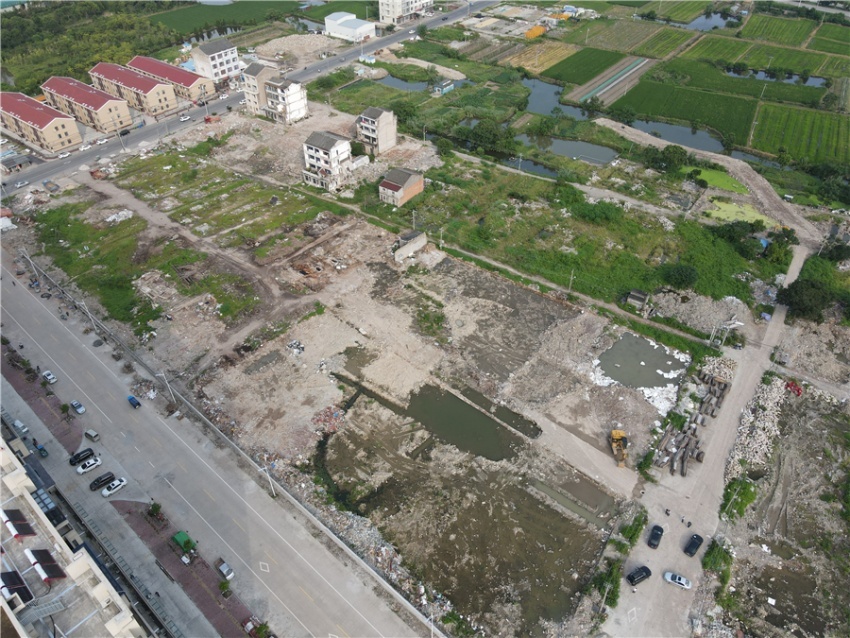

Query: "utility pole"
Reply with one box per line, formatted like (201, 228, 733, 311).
(568, 269, 575, 293)
(423, 124, 426, 141)
(439, 227, 443, 248)
(261, 467, 276, 497)
(157, 371, 176, 403)
(516, 153, 522, 170)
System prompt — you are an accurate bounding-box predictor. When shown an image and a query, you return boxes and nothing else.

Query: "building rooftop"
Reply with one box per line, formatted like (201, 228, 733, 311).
(326, 11, 356, 22)
(41, 76, 121, 111)
(89, 63, 167, 94)
(0, 92, 73, 130)
(196, 38, 236, 56)
(361, 106, 390, 120)
(126, 55, 207, 88)
(382, 168, 422, 189)
(242, 62, 272, 78)
(305, 131, 349, 151)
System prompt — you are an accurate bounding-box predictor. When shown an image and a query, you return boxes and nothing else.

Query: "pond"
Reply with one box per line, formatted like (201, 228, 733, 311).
(725, 70, 827, 87)
(597, 332, 687, 390)
(522, 79, 587, 120)
(679, 12, 734, 31)
(731, 150, 783, 169)
(515, 133, 618, 165)
(631, 119, 725, 153)
(377, 75, 429, 91)
(188, 26, 241, 42)
(290, 17, 324, 32)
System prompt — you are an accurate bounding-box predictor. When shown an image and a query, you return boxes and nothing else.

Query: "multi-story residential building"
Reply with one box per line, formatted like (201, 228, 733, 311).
(41, 77, 132, 134)
(379, 0, 433, 25)
(0, 447, 146, 637)
(302, 131, 353, 191)
(264, 76, 308, 124)
(0, 92, 82, 153)
(379, 168, 424, 206)
(126, 55, 215, 104)
(356, 106, 397, 155)
(190, 38, 240, 84)
(240, 63, 276, 116)
(89, 63, 177, 117)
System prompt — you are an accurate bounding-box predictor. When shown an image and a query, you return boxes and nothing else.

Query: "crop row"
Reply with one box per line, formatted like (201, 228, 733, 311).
(633, 27, 695, 59)
(542, 47, 625, 85)
(752, 104, 850, 164)
(739, 14, 817, 47)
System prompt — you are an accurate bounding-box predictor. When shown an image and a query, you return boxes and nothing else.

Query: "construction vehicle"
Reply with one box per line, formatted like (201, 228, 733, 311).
(204, 115, 221, 124)
(610, 429, 628, 467)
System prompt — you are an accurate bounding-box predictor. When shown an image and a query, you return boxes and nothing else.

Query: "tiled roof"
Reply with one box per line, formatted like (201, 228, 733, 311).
(242, 62, 272, 78)
(41, 77, 119, 110)
(89, 63, 166, 94)
(305, 131, 349, 151)
(382, 168, 421, 188)
(196, 38, 236, 56)
(0, 92, 72, 130)
(127, 56, 207, 89)
(361, 106, 389, 120)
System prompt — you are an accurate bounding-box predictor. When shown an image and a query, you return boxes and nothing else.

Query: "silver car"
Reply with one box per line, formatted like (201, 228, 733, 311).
(664, 572, 692, 590)
(102, 477, 128, 497)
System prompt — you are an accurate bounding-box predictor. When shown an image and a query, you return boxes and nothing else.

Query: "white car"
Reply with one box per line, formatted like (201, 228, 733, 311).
(79, 143, 91, 151)
(95, 138, 108, 145)
(14, 181, 29, 189)
(219, 93, 229, 100)
(70, 400, 86, 415)
(179, 115, 191, 122)
(57, 152, 71, 159)
(408, 29, 415, 34)
(238, 99, 246, 105)
(663, 572, 692, 590)
(42, 370, 58, 384)
(102, 477, 127, 497)
(76, 456, 102, 475)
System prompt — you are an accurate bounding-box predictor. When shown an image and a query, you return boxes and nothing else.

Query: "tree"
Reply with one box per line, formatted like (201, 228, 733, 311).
(580, 96, 605, 118)
(392, 100, 416, 124)
(777, 279, 835, 322)
(424, 64, 440, 85)
(435, 138, 454, 156)
(661, 145, 688, 172)
(609, 105, 636, 126)
(822, 93, 839, 111)
(661, 264, 699, 289)
(417, 24, 428, 37)
(350, 141, 365, 156)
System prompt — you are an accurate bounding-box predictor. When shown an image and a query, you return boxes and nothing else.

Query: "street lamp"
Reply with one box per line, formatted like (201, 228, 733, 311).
(260, 466, 276, 497)
(156, 371, 176, 403)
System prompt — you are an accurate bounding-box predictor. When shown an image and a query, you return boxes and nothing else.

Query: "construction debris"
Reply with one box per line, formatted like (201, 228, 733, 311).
(725, 376, 787, 482)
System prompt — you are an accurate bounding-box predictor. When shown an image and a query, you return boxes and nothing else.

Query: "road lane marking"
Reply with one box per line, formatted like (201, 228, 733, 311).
(231, 517, 245, 531)
(134, 446, 141, 453)
(149, 460, 155, 468)
(203, 488, 216, 502)
(264, 550, 279, 566)
(299, 586, 314, 602)
(336, 625, 351, 638)
(66, 352, 76, 362)
(120, 431, 126, 437)
(87, 370, 96, 382)
(177, 462, 187, 473)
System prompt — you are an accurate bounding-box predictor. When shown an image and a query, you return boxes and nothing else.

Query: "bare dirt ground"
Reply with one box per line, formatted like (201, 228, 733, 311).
(379, 48, 468, 80)
(255, 33, 347, 67)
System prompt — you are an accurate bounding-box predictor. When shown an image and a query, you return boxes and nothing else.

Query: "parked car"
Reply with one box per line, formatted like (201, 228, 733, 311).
(128, 395, 141, 409)
(42, 370, 58, 384)
(102, 477, 128, 497)
(70, 400, 86, 415)
(84, 429, 100, 442)
(219, 93, 229, 100)
(442, 16, 448, 20)
(663, 572, 692, 590)
(14, 181, 29, 189)
(119, 130, 130, 136)
(196, 100, 206, 107)
(12, 419, 29, 435)
(179, 115, 191, 122)
(69, 448, 95, 466)
(217, 558, 235, 581)
(96, 138, 109, 145)
(90, 471, 115, 491)
(79, 143, 92, 151)
(76, 456, 102, 474)
(57, 152, 71, 159)
(647, 524, 664, 549)
(408, 29, 415, 33)
(684, 534, 704, 557)
(238, 99, 246, 105)
(626, 565, 651, 586)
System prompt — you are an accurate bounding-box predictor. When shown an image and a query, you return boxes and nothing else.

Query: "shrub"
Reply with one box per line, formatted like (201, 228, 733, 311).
(620, 509, 648, 547)
(720, 477, 758, 519)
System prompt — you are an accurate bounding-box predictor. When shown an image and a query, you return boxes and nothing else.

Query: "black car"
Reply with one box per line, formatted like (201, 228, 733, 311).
(647, 524, 664, 549)
(119, 129, 130, 136)
(626, 565, 652, 586)
(684, 534, 704, 557)
(90, 471, 115, 491)
(69, 448, 95, 466)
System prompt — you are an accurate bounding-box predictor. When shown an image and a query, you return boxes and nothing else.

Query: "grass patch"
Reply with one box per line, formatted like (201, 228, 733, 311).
(633, 27, 695, 58)
(807, 36, 850, 55)
(738, 43, 828, 76)
(702, 539, 734, 592)
(740, 14, 817, 47)
(752, 103, 850, 164)
(720, 477, 758, 519)
(151, 1, 301, 33)
(818, 54, 850, 79)
(585, 558, 622, 608)
(682, 165, 748, 193)
(704, 200, 775, 226)
(541, 47, 625, 85)
(655, 1, 709, 23)
(619, 509, 648, 547)
(815, 22, 850, 44)
(681, 33, 753, 62)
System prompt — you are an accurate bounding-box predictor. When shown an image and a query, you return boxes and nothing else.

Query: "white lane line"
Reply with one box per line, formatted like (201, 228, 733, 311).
(149, 460, 155, 468)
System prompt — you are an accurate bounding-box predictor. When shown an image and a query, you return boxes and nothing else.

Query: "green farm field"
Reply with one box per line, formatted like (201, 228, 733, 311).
(151, 1, 299, 33)
(302, 1, 368, 19)
(808, 37, 850, 55)
(752, 104, 850, 164)
(654, 1, 709, 23)
(542, 47, 625, 85)
(658, 59, 826, 105)
(582, 19, 662, 52)
(612, 81, 756, 140)
(819, 54, 850, 78)
(739, 15, 817, 47)
(681, 34, 752, 62)
(633, 27, 695, 58)
(738, 43, 828, 74)
(682, 166, 748, 193)
(815, 22, 850, 44)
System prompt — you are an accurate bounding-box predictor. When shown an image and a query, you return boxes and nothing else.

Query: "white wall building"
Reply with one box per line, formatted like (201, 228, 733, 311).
(265, 77, 308, 124)
(324, 12, 376, 42)
(379, 0, 433, 25)
(191, 38, 240, 84)
(303, 131, 352, 191)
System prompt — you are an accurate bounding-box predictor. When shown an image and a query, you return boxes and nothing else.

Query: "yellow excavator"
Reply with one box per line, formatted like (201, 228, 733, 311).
(610, 430, 628, 468)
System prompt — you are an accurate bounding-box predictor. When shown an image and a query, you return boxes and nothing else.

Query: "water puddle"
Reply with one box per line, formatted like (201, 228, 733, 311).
(530, 478, 617, 528)
(631, 119, 725, 153)
(755, 564, 826, 637)
(680, 12, 733, 31)
(515, 133, 618, 165)
(726, 70, 826, 87)
(459, 386, 542, 438)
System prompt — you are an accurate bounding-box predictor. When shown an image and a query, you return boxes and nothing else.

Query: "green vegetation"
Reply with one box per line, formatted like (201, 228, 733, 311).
(752, 104, 850, 164)
(739, 43, 829, 76)
(740, 15, 817, 47)
(653, 1, 709, 23)
(819, 54, 850, 78)
(779, 252, 850, 322)
(576, 19, 663, 53)
(720, 477, 758, 519)
(702, 539, 734, 596)
(302, 1, 371, 20)
(681, 166, 748, 193)
(633, 27, 695, 58)
(815, 22, 850, 44)
(151, 1, 300, 33)
(542, 47, 625, 85)
(585, 558, 622, 608)
(808, 36, 850, 55)
(619, 509, 648, 547)
(397, 40, 514, 84)
(681, 34, 752, 62)
(611, 81, 757, 141)
(441, 610, 476, 637)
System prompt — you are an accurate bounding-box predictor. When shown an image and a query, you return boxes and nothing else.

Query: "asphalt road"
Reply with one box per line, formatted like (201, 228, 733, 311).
(0, 262, 425, 638)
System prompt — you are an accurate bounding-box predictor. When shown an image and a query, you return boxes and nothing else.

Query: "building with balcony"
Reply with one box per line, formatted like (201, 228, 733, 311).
(41, 77, 132, 134)
(356, 106, 397, 155)
(302, 131, 353, 191)
(126, 56, 215, 104)
(324, 12, 376, 42)
(89, 63, 177, 117)
(264, 76, 308, 124)
(379, 0, 434, 25)
(379, 168, 424, 206)
(190, 38, 240, 84)
(0, 92, 82, 153)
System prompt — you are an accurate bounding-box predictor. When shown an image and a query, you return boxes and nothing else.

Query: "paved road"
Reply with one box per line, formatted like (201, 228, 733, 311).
(0, 262, 426, 638)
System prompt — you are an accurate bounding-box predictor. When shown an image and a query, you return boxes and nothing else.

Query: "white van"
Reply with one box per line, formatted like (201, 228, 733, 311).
(84, 429, 100, 442)
(12, 419, 29, 435)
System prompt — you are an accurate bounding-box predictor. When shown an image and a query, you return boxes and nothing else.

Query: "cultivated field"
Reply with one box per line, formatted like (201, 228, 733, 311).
(633, 27, 695, 58)
(808, 36, 850, 55)
(503, 42, 580, 74)
(542, 47, 625, 85)
(612, 81, 757, 140)
(654, 1, 707, 23)
(151, 1, 299, 32)
(814, 22, 850, 44)
(739, 14, 817, 47)
(752, 104, 850, 164)
(739, 43, 828, 75)
(581, 19, 663, 52)
(681, 34, 753, 62)
(819, 54, 850, 78)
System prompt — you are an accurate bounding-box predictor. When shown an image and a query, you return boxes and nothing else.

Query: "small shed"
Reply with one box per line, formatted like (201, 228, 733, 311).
(394, 231, 428, 262)
(626, 289, 649, 311)
(434, 79, 455, 96)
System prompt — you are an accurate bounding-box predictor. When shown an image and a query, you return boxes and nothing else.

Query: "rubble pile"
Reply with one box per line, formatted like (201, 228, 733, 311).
(651, 291, 751, 336)
(725, 376, 787, 482)
(311, 405, 346, 433)
(700, 356, 737, 381)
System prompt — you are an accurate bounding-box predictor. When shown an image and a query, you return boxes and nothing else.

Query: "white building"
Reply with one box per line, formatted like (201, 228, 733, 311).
(191, 38, 240, 84)
(379, 0, 433, 25)
(303, 131, 353, 191)
(265, 76, 308, 124)
(324, 12, 376, 42)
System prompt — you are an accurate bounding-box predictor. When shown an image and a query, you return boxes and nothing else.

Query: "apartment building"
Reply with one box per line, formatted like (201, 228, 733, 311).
(191, 38, 240, 84)
(302, 131, 353, 191)
(378, 0, 434, 24)
(0, 447, 145, 637)
(0, 92, 82, 153)
(89, 63, 177, 117)
(240, 63, 276, 115)
(41, 77, 132, 134)
(264, 76, 308, 124)
(126, 55, 215, 103)
(356, 106, 397, 155)
(379, 168, 424, 206)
